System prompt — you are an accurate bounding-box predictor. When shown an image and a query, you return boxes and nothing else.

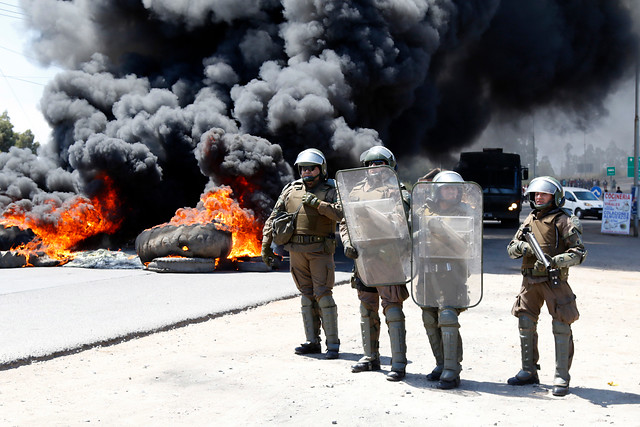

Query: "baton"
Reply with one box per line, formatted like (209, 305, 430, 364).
(522, 226, 560, 287)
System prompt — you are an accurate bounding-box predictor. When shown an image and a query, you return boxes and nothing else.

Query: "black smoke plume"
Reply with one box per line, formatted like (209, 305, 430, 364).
(1, 0, 637, 244)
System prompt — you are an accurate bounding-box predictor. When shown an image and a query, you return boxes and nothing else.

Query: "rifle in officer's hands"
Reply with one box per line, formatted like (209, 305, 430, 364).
(521, 226, 560, 288)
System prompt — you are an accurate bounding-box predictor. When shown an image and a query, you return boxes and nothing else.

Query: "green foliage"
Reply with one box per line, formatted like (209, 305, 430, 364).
(0, 111, 40, 153)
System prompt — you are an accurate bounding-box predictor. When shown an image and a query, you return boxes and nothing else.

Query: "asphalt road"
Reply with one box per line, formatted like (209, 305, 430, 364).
(1, 208, 637, 370)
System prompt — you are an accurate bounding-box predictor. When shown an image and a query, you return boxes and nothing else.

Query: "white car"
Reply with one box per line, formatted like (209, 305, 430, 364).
(562, 187, 603, 219)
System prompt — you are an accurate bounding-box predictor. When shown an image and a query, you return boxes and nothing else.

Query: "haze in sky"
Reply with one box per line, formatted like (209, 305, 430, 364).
(0, 0, 59, 144)
(0, 0, 638, 177)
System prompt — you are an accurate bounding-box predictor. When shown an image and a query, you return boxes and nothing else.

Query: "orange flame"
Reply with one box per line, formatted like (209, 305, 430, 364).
(0, 175, 123, 264)
(169, 180, 262, 259)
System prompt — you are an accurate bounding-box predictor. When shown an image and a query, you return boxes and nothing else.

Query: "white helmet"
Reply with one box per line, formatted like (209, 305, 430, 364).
(525, 176, 564, 209)
(432, 170, 464, 203)
(294, 148, 327, 179)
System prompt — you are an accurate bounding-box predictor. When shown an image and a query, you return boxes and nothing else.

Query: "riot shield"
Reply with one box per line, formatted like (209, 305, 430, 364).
(336, 166, 411, 286)
(411, 181, 483, 308)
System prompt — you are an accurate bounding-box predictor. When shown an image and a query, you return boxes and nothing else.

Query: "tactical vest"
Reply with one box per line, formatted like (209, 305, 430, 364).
(521, 210, 569, 278)
(285, 179, 336, 237)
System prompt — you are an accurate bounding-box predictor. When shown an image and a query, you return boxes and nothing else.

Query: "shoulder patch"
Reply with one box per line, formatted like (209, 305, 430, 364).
(569, 215, 583, 234)
(325, 178, 336, 188)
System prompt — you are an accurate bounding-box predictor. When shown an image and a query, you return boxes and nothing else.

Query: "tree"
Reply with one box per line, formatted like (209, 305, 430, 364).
(0, 111, 39, 153)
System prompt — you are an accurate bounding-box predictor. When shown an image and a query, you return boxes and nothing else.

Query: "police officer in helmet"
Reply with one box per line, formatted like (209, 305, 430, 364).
(340, 146, 411, 381)
(507, 176, 587, 396)
(262, 148, 343, 359)
(419, 170, 469, 390)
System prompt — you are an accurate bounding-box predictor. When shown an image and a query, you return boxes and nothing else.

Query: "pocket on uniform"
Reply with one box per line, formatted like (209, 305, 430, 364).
(555, 293, 579, 324)
(510, 295, 522, 317)
(323, 238, 337, 254)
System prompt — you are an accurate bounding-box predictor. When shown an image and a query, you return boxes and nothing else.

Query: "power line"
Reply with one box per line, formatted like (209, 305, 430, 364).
(0, 6, 25, 16)
(0, 1, 23, 9)
(0, 11, 24, 19)
(2, 75, 47, 86)
(0, 43, 41, 63)
(0, 65, 32, 126)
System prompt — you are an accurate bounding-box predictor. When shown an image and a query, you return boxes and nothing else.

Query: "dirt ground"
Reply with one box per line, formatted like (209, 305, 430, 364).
(1, 222, 639, 426)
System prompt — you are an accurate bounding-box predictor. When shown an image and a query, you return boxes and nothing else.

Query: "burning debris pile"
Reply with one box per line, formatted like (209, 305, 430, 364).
(1, 0, 638, 268)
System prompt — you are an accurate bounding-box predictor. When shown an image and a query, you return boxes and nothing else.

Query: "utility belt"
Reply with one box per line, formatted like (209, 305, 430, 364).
(290, 233, 335, 244)
(521, 267, 569, 280)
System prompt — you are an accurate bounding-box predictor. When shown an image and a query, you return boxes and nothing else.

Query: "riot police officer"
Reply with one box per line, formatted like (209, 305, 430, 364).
(262, 149, 343, 359)
(339, 146, 411, 381)
(507, 176, 587, 397)
(418, 170, 469, 390)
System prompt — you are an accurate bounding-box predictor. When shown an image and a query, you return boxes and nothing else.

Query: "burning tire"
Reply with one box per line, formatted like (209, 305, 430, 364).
(0, 250, 62, 268)
(135, 222, 232, 264)
(0, 225, 35, 251)
(146, 256, 216, 273)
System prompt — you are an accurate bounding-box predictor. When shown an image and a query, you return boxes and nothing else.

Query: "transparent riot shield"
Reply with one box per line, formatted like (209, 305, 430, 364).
(336, 166, 411, 286)
(411, 181, 483, 308)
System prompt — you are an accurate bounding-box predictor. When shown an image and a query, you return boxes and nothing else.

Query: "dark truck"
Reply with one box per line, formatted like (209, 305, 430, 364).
(454, 148, 529, 227)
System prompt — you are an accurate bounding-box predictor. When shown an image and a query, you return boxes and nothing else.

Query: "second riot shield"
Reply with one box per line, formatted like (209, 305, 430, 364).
(336, 166, 411, 286)
(411, 181, 483, 308)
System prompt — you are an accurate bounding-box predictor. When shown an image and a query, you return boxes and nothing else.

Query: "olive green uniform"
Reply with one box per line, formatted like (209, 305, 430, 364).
(263, 178, 343, 353)
(339, 180, 410, 376)
(507, 207, 586, 391)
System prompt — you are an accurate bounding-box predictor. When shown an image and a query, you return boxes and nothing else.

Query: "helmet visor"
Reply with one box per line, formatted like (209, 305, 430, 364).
(526, 178, 560, 196)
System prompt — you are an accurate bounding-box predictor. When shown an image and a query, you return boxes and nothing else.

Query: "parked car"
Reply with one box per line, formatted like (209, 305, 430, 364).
(562, 187, 603, 219)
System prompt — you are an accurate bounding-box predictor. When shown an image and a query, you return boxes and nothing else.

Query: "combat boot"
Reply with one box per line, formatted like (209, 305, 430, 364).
(294, 296, 321, 355)
(422, 308, 444, 381)
(352, 304, 381, 372)
(438, 309, 462, 390)
(508, 315, 540, 386)
(385, 306, 407, 382)
(552, 320, 573, 397)
(319, 295, 340, 359)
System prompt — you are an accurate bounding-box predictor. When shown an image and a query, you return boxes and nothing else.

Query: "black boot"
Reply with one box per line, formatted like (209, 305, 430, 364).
(386, 369, 406, 382)
(351, 357, 381, 373)
(426, 366, 443, 381)
(294, 342, 321, 355)
(437, 376, 460, 390)
(507, 370, 540, 386)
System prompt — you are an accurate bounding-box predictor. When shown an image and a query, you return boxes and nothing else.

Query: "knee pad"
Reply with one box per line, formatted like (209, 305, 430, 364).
(439, 309, 459, 328)
(422, 308, 438, 328)
(301, 295, 314, 308)
(318, 294, 336, 309)
(518, 315, 536, 330)
(360, 302, 378, 318)
(552, 320, 571, 336)
(385, 306, 404, 323)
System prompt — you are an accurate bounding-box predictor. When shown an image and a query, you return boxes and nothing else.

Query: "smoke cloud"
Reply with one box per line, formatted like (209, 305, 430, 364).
(0, 0, 637, 244)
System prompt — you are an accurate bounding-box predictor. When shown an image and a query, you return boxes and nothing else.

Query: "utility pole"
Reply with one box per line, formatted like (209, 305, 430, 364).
(634, 58, 639, 237)
(531, 114, 536, 178)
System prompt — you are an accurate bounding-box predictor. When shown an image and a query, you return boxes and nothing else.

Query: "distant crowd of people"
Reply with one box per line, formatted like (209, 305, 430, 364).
(560, 178, 615, 191)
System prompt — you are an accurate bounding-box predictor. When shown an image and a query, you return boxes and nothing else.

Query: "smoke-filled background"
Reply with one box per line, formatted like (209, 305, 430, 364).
(1, 0, 638, 245)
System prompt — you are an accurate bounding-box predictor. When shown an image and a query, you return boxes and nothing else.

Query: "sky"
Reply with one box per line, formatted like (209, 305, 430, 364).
(0, 0, 638, 177)
(0, 0, 59, 144)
